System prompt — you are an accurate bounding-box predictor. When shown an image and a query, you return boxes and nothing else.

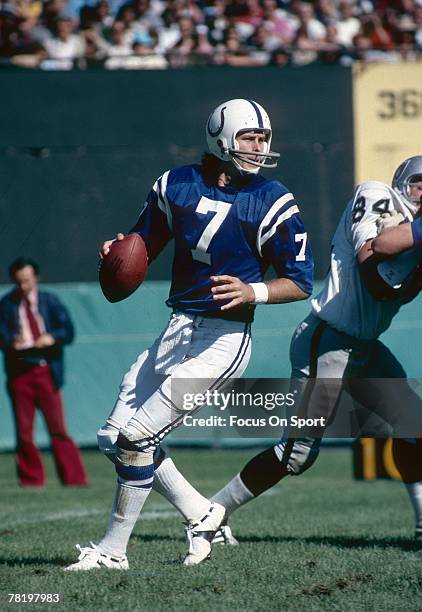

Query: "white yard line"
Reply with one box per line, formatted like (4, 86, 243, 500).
(0, 508, 178, 528)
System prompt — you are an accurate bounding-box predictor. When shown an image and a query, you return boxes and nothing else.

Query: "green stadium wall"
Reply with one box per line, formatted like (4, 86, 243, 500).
(0, 281, 420, 451)
(0, 66, 353, 283)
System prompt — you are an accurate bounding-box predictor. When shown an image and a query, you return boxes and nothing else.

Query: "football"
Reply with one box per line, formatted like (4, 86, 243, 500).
(99, 233, 148, 302)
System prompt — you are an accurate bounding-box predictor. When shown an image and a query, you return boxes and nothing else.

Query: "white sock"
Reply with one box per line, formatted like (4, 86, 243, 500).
(211, 473, 254, 517)
(154, 456, 211, 521)
(405, 480, 422, 532)
(98, 479, 151, 558)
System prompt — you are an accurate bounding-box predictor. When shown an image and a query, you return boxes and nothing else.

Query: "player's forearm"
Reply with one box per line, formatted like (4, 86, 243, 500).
(359, 241, 422, 300)
(372, 223, 415, 256)
(266, 278, 309, 304)
(376, 249, 422, 289)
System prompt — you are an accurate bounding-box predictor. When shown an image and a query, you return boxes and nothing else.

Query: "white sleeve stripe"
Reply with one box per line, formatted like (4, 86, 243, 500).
(156, 170, 172, 231)
(260, 205, 299, 250)
(256, 193, 294, 256)
(255, 193, 295, 255)
(261, 193, 294, 231)
(160, 170, 169, 202)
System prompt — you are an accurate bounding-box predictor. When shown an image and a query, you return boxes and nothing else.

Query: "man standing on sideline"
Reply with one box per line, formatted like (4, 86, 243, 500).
(0, 257, 88, 487)
(65, 98, 313, 571)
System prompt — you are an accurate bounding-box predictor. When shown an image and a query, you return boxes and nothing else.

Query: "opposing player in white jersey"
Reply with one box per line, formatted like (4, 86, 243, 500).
(373, 206, 422, 255)
(209, 156, 422, 544)
(64, 99, 313, 571)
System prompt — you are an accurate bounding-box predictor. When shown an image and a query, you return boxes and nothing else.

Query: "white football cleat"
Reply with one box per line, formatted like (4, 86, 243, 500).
(64, 542, 129, 571)
(212, 524, 239, 546)
(183, 502, 225, 566)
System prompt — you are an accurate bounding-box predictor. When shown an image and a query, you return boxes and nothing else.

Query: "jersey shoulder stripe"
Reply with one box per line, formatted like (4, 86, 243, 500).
(256, 193, 297, 255)
(259, 204, 299, 252)
(154, 170, 172, 230)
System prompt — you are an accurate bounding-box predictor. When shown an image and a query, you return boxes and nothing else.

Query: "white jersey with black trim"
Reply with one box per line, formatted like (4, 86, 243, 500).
(311, 181, 414, 339)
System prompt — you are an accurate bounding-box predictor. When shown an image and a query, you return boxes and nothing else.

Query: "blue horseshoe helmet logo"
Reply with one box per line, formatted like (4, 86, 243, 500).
(207, 106, 227, 137)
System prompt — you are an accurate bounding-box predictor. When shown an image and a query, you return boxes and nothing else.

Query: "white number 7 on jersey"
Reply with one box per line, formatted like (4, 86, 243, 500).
(295, 233, 307, 261)
(191, 196, 232, 264)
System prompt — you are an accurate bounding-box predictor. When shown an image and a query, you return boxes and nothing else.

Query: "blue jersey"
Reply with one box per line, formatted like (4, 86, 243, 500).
(412, 217, 422, 247)
(132, 164, 313, 321)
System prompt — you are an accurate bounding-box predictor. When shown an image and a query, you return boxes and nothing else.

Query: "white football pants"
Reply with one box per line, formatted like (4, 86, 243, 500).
(99, 311, 252, 450)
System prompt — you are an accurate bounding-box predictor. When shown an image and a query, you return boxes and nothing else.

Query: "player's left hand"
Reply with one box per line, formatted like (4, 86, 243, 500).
(211, 275, 255, 310)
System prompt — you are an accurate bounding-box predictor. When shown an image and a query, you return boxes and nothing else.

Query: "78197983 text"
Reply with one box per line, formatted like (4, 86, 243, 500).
(1, 593, 63, 605)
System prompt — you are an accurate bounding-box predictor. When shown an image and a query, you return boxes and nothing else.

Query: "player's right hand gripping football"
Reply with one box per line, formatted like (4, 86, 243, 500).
(99, 233, 125, 259)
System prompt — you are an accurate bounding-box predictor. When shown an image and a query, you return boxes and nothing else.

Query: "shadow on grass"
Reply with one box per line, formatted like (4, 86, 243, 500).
(1, 534, 420, 569)
(0, 536, 183, 569)
(131, 534, 183, 543)
(236, 534, 422, 551)
(133, 530, 422, 552)
(0, 558, 69, 569)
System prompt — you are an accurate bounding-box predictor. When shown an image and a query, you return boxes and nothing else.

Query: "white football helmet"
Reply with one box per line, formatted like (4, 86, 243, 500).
(206, 99, 280, 173)
(392, 155, 422, 216)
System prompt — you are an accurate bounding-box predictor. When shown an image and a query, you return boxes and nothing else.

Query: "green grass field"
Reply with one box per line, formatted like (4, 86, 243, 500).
(0, 447, 421, 611)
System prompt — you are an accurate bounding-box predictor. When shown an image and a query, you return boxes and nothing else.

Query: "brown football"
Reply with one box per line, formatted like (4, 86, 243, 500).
(99, 234, 148, 302)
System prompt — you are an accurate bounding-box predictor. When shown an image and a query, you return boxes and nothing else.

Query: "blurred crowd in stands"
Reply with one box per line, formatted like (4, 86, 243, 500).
(0, 0, 421, 69)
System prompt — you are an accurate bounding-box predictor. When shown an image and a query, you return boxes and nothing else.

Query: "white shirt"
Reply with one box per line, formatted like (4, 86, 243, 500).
(44, 35, 85, 59)
(311, 181, 414, 339)
(18, 289, 46, 349)
(336, 17, 361, 48)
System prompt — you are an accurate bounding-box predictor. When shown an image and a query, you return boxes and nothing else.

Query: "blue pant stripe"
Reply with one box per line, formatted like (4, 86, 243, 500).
(116, 462, 154, 482)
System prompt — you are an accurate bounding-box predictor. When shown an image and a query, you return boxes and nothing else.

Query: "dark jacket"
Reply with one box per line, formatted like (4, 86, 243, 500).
(0, 289, 74, 389)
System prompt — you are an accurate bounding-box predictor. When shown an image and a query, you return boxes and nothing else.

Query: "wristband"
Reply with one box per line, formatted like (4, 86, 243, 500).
(249, 282, 269, 304)
(411, 217, 422, 247)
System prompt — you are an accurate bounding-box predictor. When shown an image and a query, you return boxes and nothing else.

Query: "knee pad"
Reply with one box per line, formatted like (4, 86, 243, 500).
(274, 437, 321, 475)
(97, 426, 119, 463)
(115, 433, 154, 486)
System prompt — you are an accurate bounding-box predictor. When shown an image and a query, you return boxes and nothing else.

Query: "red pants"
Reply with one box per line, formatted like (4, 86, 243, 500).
(8, 364, 88, 487)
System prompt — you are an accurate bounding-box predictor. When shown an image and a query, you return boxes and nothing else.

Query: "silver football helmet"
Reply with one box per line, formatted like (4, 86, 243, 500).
(206, 99, 280, 173)
(392, 155, 422, 215)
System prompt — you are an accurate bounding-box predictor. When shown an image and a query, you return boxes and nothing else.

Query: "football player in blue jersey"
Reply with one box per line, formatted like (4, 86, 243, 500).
(65, 98, 314, 571)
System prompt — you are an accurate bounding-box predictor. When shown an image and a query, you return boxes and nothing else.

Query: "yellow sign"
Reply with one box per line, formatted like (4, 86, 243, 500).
(354, 438, 401, 481)
(353, 63, 422, 184)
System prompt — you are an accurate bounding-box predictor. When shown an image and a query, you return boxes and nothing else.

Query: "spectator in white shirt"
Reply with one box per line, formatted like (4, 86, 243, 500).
(43, 17, 85, 59)
(336, 0, 361, 48)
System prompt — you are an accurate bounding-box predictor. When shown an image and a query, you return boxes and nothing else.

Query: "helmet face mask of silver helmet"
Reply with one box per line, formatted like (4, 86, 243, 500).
(392, 155, 422, 216)
(206, 99, 280, 174)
